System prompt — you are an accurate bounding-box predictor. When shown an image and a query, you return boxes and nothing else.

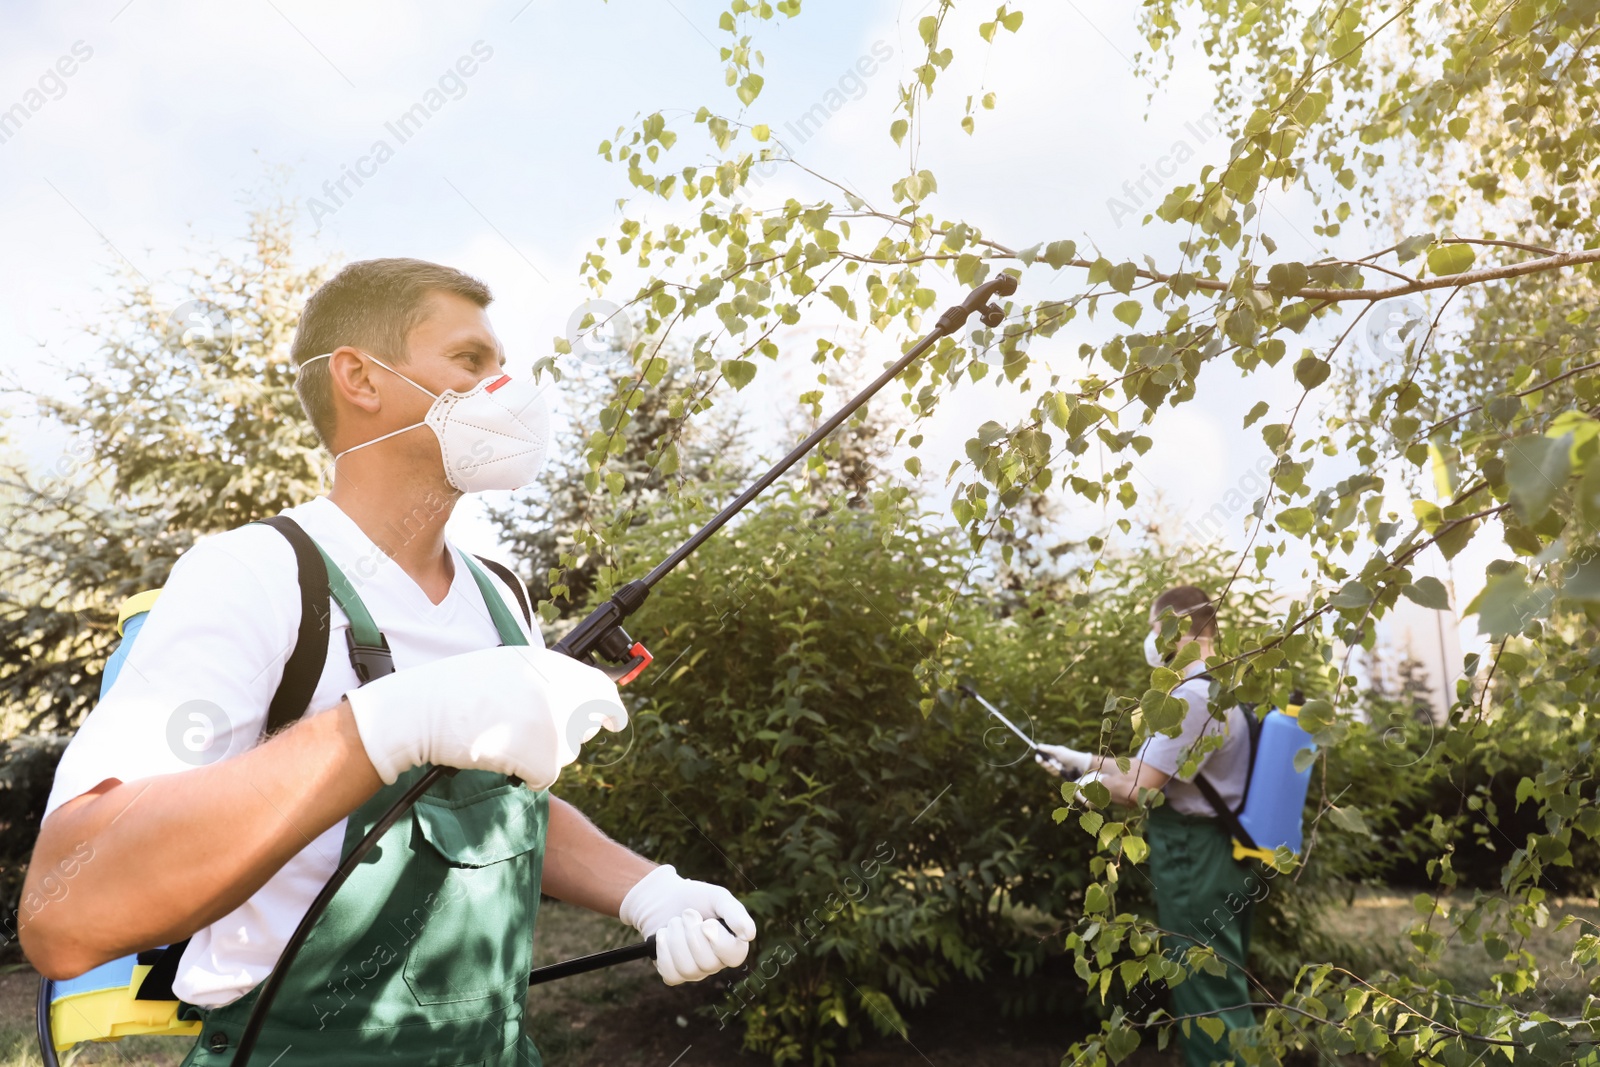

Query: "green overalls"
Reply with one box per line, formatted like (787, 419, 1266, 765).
(1146, 807, 1258, 1067)
(180, 551, 549, 1067)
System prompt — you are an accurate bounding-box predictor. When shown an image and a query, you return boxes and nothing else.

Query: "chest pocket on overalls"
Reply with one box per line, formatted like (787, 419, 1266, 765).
(401, 773, 548, 1010)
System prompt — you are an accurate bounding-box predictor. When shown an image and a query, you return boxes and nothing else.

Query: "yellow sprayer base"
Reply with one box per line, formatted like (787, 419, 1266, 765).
(1232, 840, 1297, 868)
(50, 965, 200, 1052)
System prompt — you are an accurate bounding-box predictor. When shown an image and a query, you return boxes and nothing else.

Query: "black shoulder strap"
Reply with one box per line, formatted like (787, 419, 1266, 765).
(134, 938, 190, 1000)
(1238, 707, 1263, 807)
(1188, 678, 1261, 850)
(473, 555, 532, 629)
(130, 519, 333, 1005)
(259, 516, 331, 736)
(1194, 773, 1258, 852)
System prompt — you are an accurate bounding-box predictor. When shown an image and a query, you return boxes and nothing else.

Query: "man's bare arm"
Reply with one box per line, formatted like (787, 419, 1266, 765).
(20, 700, 381, 980)
(539, 796, 655, 917)
(1085, 754, 1172, 808)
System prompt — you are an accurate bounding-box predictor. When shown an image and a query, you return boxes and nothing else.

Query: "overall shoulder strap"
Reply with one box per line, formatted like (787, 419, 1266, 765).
(315, 544, 395, 683)
(471, 555, 532, 630)
(257, 516, 331, 735)
(459, 552, 531, 647)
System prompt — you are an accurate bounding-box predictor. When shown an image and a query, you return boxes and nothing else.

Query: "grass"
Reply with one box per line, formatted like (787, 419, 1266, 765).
(0, 903, 710, 1067)
(2, 892, 1593, 1066)
(1316, 890, 1599, 1018)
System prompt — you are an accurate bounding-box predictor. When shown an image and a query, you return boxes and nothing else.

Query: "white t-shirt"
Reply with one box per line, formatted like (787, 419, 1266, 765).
(44, 496, 538, 1007)
(1131, 665, 1253, 817)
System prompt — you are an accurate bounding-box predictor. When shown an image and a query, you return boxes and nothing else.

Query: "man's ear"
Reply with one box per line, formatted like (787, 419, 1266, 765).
(326, 347, 383, 416)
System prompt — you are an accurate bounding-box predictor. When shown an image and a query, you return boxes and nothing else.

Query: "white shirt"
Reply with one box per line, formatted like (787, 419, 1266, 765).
(1132, 665, 1253, 817)
(44, 496, 538, 1007)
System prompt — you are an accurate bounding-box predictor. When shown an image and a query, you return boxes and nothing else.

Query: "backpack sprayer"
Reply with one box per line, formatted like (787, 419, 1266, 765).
(183, 275, 1015, 1067)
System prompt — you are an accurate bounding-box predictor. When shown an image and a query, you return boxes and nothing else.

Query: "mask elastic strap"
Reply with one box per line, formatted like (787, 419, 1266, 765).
(333, 420, 427, 461)
(299, 351, 440, 461)
(298, 351, 441, 403)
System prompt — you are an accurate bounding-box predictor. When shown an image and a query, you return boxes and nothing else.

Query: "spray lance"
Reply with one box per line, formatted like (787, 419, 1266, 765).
(955, 683, 1079, 776)
(213, 275, 1019, 1067)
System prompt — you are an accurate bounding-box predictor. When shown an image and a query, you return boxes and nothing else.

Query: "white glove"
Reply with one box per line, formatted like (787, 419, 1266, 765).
(619, 865, 756, 986)
(345, 645, 626, 788)
(1035, 743, 1094, 777)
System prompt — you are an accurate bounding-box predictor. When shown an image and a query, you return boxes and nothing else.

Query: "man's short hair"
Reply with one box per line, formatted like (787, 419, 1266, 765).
(1151, 584, 1218, 638)
(291, 258, 492, 447)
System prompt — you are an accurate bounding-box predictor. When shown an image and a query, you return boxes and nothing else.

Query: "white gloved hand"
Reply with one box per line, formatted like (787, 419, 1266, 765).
(619, 865, 756, 986)
(1035, 743, 1094, 777)
(345, 645, 626, 788)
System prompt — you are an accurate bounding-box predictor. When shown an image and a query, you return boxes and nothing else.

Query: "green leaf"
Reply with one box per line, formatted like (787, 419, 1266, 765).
(1563, 548, 1600, 602)
(721, 358, 757, 390)
(1401, 576, 1450, 610)
(1504, 434, 1572, 523)
(1121, 835, 1149, 863)
(1276, 507, 1314, 536)
(1297, 699, 1334, 733)
(656, 440, 681, 476)
(736, 73, 764, 105)
(1266, 262, 1308, 295)
(1328, 581, 1372, 609)
(1243, 401, 1269, 428)
(1426, 243, 1476, 277)
(1327, 804, 1373, 837)
(1395, 233, 1435, 263)
(1113, 300, 1142, 327)
(1476, 569, 1552, 640)
(1140, 690, 1186, 734)
(1294, 356, 1331, 390)
(1040, 240, 1077, 268)
(1105, 1026, 1141, 1064)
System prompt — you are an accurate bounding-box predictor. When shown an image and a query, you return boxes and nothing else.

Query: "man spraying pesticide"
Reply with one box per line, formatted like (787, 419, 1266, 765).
(25, 258, 1018, 1067)
(971, 585, 1315, 1067)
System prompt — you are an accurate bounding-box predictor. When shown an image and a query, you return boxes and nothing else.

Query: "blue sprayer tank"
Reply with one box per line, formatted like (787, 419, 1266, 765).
(1232, 702, 1316, 863)
(41, 590, 206, 1055)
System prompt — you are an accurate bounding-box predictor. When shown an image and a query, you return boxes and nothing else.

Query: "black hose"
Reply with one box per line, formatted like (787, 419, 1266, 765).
(37, 977, 59, 1067)
(230, 766, 452, 1064)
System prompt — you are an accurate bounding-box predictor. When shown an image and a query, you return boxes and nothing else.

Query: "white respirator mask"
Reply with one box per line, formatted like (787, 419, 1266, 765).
(302, 351, 551, 493)
(1143, 629, 1165, 668)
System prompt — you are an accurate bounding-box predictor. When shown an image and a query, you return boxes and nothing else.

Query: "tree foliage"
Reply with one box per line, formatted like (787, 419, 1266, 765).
(555, 0, 1600, 1060)
(0, 205, 326, 930)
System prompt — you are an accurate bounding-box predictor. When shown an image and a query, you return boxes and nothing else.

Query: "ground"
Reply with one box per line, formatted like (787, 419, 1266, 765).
(2, 894, 1594, 1067)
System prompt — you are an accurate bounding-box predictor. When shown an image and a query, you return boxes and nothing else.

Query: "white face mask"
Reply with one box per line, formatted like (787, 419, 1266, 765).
(1143, 629, 1165, 668)
(303, 352, 551, 493)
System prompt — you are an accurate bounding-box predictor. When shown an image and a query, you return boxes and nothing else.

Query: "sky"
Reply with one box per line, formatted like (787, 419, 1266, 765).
(0, 0, 1487, 709)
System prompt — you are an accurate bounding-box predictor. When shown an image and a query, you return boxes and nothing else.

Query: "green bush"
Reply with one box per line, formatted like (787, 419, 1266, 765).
(552, 488, 1092, 1062)
(549, 486, 1351, 1061)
